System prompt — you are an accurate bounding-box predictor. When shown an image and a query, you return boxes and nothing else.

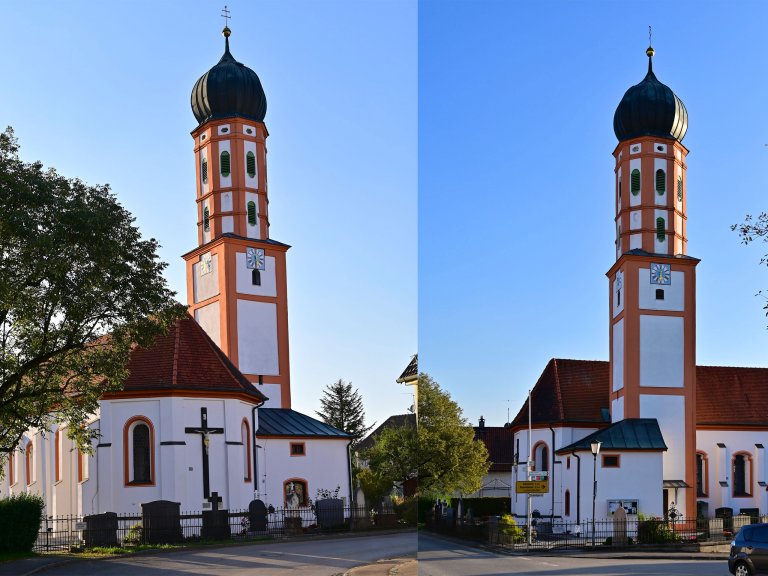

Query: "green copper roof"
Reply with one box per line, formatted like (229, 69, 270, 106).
(557, 418, 667, 453)
(256, 408, 351, 438)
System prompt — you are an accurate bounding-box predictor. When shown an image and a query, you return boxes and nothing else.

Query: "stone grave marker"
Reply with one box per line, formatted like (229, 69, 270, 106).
(248, 499, 268, 532)
(142, 500, 182, 544)
(612, 507, 628, 546)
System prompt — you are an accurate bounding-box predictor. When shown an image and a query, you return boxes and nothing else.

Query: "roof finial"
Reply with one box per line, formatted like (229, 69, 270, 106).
(646, 26, 655, 73)
(221, 5, 231, 53)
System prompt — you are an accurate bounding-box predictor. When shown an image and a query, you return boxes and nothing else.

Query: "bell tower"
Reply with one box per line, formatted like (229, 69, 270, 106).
(606, 45, 697, 517)
(183, 26, 291, 408)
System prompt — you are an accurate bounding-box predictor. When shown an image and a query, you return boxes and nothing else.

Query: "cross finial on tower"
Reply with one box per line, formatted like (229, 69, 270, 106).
(646, 26, 655, 73)
(221, 5, 231, 27)
(649, 25, 652, 47)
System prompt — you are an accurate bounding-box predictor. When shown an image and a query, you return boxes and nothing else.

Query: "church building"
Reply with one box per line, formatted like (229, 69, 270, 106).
(509, 45, 768, 524)
(0, 25, 352, 517)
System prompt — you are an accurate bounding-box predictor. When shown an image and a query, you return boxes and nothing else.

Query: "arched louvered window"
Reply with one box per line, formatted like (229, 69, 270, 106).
(25, 442, 33, 486)
(252, 269, 261, 286)
(677, 176, 683, 202)
(656, 217, 665, 242)
(220, 151, 231, 177)
(618, 179, 621, 202)
(630, 169, 640, 195)
(203, 207, 210, 232)
(201, 158, 208, 184)
(242, 420, 252, 483)
(247, 201, 257, 226)
(655, 169, 666, 195)
(564, 490, 571, 516)
(246, 151, 256, 178)
(132, 423, 150, 483)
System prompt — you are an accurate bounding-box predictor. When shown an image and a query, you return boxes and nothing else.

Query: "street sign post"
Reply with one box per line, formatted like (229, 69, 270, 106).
(516, 480, 549, 494)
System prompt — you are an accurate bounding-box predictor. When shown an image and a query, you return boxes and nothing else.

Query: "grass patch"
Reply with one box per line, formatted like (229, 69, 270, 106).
(0, 551, 37, 563)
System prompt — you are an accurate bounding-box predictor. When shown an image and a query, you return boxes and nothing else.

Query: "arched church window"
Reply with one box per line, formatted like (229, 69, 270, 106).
(656, 217, 665, 242)
(655, 169, 665, 195)
(8, 452, 15, 486)
(25, 442, 33, 486)
(242, 419, 252, 483)
(247, 201, 257, 226)
(630, 169, 640, 196)
(733, 452, 752, 497)
(220, 151, 231, 177)
(203, 207, 210, 232)
(55, 429, 61, 483)
(532, 442, 549, 472)
(246, 152, 256, 178)
(124, 417, 154, 485)
(201, 157, 208, 184)
(284, 478, 308, 508)
(564, 490, 571, 516)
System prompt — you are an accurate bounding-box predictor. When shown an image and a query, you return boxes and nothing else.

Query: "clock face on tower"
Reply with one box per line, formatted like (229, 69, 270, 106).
(650, 263, 671, 285)
(246, 247, 266, 271)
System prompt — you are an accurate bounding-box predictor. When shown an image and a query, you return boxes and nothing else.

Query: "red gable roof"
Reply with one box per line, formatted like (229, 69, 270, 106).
(474, 425, 515, 472)
(512, 359, 768, 429)
(105, 316, 266, 403)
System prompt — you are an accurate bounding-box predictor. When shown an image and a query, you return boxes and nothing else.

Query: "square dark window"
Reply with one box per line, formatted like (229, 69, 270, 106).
(655, 289, 664, 300)
(252, 270, 261, 286)
(290, 443, 305, 456)
(602, 455, 620, 468)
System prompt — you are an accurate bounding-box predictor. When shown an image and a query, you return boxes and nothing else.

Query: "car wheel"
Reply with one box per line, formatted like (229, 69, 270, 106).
(734, 561, 752, 576)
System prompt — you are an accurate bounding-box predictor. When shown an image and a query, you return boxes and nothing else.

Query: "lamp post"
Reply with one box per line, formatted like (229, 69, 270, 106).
(591, 440, 602, 548)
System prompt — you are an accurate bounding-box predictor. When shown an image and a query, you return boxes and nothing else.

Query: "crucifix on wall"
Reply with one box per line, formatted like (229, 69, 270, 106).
(185, 407, 224, 499)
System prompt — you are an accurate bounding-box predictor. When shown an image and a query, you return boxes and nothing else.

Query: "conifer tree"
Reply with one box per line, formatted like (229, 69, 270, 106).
(316, 379, 374, 449)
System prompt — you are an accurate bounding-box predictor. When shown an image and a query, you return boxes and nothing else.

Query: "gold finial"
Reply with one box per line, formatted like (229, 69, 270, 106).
(223, 26, 231, 38)
(646, 25, 654, 57)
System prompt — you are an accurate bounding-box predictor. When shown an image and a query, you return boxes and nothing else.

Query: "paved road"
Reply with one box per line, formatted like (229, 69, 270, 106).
(419, 532, 728, 576)
(36, 532, 417, 576)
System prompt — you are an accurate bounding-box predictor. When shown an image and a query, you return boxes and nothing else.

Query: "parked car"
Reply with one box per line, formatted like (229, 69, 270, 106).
(729, 523, 768, 576)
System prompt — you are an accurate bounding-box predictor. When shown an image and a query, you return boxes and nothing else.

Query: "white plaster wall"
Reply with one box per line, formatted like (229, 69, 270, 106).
(638, 269, 684, 312)
(640, 395, 686, 482)
(611, 397, 624, 422)
(256, 437, 350, 512)
(235, 253, 276, 297)
(583, 451, 664, 518)
(219, 140, 232, 188)
(654, 208, 669, 254)
(613, 319, 624, 392)
(245, 191, 260, 238)
(630, 234, 642, 250)
(244, 140, 258, 189)
(237, 300, 279, 376)
(222, 215, 234, 234)
(221, 191, 233, 212)
(193, 253, 219, 303)
(258, 383, 283, 409)
(696, 429, 767, 515)
(639, 315, 684, 387)
(630, 210, 641, 230)
(654, 157, 667, 204)
(195, 302, 221, 348)
(629, 158, 641, 207)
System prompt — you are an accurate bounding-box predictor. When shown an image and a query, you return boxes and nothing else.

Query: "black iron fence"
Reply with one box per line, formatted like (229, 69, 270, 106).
(34, 505, 404, 553)
(429, 512, 768, 551)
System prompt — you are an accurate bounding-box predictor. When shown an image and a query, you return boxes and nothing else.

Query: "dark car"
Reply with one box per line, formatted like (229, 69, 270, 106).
(729, 523, 768, 576)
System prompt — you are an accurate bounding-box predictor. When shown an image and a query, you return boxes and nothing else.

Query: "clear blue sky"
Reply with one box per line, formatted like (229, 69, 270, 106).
(420, 0, 768, 427)
(0, 1, 416, 428)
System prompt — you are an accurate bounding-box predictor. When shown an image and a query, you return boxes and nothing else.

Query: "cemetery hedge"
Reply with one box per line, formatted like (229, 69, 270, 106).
(0, 494, 44, 552)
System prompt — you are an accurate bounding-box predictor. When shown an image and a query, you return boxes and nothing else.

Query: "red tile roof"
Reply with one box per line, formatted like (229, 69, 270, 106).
(473, 425, 514, 472)
(108, 316, 266, 403)
(511, 359, 768, 429)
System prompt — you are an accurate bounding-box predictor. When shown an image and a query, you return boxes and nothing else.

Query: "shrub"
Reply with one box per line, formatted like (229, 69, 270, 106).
(393, 496, 417, 526)
(0, 494, 44, 552)
(637, 516, 678, 544)
(499, 514, 525, 543)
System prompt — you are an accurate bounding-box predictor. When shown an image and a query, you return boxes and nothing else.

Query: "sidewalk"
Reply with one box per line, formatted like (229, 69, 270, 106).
(344, 557, 417, 576)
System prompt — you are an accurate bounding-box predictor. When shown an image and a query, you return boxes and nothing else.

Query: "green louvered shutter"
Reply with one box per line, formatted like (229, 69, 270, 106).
(655, 169, 665, 195)
(247, 201, 257, 226)
(631, 169, 640, 195)
(656, 217, 665, 242)
(220, 151, 231, 177)
(201, 158, 208, 183)
(247, 152, 256, 178)
(203, 207, 210, 232)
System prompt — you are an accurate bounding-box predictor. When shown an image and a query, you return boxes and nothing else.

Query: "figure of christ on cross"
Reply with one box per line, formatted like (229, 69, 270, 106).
(185, 407, 224, 499)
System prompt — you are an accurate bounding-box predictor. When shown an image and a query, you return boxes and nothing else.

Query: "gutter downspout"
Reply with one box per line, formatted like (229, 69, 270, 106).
(549, 425, 556, 519)
(572, 450, 581, 525)
(346, 440, 354, 508)
(252, 379, 265, 500)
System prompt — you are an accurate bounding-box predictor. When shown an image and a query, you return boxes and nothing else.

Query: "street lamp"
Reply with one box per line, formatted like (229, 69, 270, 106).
(591, 440, 602, 548)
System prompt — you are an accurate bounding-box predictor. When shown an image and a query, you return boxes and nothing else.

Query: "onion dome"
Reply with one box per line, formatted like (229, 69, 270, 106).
(191, 27, 267, 125)
(613, 46, 687, 142)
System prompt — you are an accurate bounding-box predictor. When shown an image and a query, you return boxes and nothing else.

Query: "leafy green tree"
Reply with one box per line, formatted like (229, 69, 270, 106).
(316, 379, 374, 449)
(0, 127, 185, 456)
(365, 373, 489, 498)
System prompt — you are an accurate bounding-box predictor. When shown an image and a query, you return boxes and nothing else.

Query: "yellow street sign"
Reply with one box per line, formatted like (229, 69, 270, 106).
(516, 480, 549, 494)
